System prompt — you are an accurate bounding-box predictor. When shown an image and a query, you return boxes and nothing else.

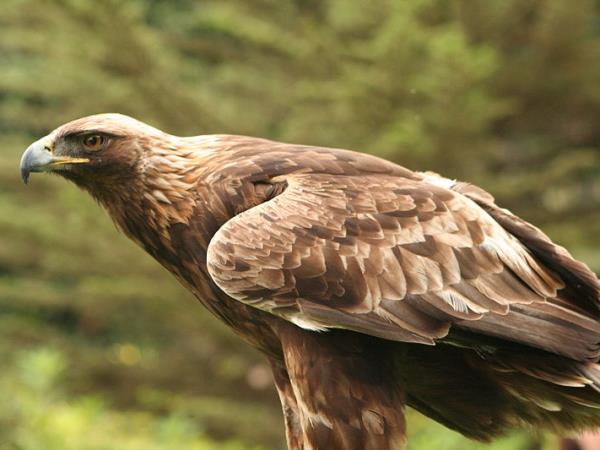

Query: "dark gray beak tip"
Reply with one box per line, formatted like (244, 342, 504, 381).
(21, 167, 30, 184)
(19, 145, 34, 185)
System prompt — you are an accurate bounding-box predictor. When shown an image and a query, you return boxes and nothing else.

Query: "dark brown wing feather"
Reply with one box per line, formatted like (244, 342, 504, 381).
(454, 180, 600, 315)
(207, 169, 600, 361)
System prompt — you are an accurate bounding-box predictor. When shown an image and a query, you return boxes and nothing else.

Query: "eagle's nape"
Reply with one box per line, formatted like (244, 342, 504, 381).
(20, 113, 600, 450)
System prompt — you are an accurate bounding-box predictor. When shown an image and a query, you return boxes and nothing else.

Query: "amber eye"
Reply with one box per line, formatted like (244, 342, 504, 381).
(82, 134, 105, 151)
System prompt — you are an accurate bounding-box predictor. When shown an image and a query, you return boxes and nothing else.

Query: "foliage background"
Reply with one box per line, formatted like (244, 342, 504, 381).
(1, 0, 599, 448)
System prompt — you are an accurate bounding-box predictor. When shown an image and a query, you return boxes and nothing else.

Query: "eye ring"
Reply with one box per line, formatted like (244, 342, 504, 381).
(82, 134, 105, 151)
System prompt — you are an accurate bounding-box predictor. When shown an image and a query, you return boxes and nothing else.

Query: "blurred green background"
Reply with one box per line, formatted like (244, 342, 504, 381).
(1, 0, 599, 449)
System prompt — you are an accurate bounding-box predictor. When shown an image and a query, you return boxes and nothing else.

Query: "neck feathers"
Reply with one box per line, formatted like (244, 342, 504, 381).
(88, 136, 222, 254)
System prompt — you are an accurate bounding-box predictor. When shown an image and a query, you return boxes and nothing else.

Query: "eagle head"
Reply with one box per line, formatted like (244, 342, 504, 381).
(19, 113, 165, 188)
(20, 113, 206, 231)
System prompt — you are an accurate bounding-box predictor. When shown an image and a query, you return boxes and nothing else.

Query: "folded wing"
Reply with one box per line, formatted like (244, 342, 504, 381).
(207, 173, 600, 361)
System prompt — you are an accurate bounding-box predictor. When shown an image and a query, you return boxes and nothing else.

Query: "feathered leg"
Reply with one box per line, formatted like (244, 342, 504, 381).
(270, 359, 305, 450)
(275, 324, 406, 450)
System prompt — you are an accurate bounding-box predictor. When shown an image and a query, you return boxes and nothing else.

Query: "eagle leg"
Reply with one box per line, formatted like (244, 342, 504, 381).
(270, 359, 305, 450)
(275, 323, 407, 450)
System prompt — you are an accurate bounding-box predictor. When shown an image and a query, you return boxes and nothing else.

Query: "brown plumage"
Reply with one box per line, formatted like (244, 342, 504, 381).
(20, 114, 600, 449)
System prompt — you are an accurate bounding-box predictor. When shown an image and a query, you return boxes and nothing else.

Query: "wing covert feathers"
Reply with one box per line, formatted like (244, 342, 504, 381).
(206, 153, 600, 361)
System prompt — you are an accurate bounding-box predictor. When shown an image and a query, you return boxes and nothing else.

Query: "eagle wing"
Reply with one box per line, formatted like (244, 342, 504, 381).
(207, 171, 600, 361)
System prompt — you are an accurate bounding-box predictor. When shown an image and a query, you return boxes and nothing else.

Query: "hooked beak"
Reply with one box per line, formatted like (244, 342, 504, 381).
(20, 138, 89, 184)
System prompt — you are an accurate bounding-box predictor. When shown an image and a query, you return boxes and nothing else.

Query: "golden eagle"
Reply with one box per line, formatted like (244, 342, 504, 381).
(20, 114, 600, 449)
